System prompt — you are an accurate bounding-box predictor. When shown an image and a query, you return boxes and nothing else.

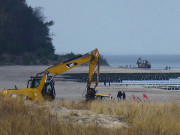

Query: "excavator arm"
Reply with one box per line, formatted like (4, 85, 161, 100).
(85, 50, 100, 100)
(37, 48, 100, 94)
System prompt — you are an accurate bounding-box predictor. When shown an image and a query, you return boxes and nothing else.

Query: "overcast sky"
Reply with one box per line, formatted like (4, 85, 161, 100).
(26, 0, 180, 55)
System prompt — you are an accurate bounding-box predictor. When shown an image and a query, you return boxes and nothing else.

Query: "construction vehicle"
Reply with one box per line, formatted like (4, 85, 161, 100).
(1, 48, 100, 101)
(137, 57, 151, 69)
(95, 93, 112, 101)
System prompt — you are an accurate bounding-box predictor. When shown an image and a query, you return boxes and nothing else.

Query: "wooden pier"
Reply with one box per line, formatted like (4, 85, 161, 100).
(59, 72, 180, 90)
(60, 72, 180, 82)
(57, 67, 180, 89)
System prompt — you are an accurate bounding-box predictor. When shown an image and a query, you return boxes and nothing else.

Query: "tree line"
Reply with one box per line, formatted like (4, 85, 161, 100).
(0, 0, 55, 64)
(0, 0, 109, 66)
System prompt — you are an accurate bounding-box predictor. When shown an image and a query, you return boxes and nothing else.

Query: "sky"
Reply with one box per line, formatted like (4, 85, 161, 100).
(26, 0, 180, 55)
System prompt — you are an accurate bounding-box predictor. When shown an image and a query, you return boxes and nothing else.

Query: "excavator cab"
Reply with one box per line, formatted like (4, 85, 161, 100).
(27, 77, 56, 100)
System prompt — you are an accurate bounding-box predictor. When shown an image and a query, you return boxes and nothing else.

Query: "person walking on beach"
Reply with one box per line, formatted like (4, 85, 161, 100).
(104, 79, 106, 86)
(122, 91, 126, 100)
(108, 78, 111, 86)
(117, 91, 122, 101)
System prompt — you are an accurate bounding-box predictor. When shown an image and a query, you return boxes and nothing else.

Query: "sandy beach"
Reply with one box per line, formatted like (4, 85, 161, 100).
(0, 65, 180, 102)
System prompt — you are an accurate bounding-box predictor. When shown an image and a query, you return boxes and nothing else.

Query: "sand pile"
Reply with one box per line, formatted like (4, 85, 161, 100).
(52, 106, 128, 129)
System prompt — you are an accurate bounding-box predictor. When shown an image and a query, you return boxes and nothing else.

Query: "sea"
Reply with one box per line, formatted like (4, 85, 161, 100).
(104, 55, 180, 70)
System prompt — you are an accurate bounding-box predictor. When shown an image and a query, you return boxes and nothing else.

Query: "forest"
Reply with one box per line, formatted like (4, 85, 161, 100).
(0, 0, 108, 65)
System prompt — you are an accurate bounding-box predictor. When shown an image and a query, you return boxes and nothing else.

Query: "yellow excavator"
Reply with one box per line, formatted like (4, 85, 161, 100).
(1, 48, 105, 101)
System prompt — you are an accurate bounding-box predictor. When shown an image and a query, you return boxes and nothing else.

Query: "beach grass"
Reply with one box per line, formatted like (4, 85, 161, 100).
(0, 96, 180, 135)
(54, 99, 180, 135)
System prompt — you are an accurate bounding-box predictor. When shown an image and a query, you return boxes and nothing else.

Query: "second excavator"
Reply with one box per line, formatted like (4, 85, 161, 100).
(1, 48, 100, 101)
(137, 57, 151, 69)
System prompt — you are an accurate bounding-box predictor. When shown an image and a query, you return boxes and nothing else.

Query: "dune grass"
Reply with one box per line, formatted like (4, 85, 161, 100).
(0, 96, 116, 135)
(0, 96, 180, 135)
(56, 99, 180, 135)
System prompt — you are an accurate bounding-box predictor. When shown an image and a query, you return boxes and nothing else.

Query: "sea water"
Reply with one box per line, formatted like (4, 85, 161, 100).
(104, 55, 180, 70)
